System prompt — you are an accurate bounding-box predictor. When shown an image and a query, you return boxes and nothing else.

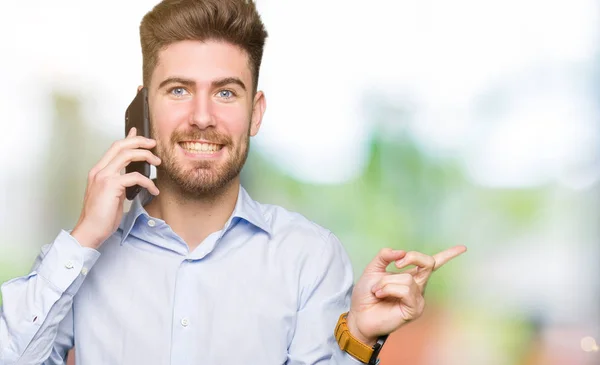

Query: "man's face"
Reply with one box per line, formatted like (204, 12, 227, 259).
(147, 40, 265, 197)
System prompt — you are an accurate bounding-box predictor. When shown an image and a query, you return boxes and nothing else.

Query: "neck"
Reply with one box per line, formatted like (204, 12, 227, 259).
(144, 174, 240, 252)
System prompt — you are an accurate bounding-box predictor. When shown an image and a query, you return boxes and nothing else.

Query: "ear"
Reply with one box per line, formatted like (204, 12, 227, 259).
(250, 91, 266, 137)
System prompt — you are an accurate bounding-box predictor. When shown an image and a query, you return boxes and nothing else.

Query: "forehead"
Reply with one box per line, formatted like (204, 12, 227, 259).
(152, 40, 252, 87)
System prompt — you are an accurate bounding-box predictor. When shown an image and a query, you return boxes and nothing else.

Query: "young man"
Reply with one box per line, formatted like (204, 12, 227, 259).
(0, 1, 466, 364)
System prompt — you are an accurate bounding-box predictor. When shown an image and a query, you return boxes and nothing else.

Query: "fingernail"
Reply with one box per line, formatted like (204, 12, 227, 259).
(375, 290, 383, 297)
(396, 259, 404, 266)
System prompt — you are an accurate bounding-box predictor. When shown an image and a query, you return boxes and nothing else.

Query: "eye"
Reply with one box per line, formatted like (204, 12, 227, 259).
(169, 87, 189, 97)
(217, 90, 235, 99)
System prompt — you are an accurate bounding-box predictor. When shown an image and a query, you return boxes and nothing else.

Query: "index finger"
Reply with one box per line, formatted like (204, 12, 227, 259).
(92, 134, 156, 175)
(432, 245, 467, 271)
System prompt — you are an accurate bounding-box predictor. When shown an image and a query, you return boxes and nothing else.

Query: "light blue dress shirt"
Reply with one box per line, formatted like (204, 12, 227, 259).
(0, 186, 363, 365)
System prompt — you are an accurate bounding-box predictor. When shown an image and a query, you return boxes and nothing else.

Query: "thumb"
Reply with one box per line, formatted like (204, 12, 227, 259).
(364, 248, 406, 273)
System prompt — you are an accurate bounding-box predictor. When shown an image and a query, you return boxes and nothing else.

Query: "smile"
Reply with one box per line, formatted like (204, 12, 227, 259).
(179, 141, 223, 154)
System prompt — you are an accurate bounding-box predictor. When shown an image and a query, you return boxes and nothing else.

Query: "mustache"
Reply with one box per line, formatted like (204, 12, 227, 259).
(170, 128, 232, 145)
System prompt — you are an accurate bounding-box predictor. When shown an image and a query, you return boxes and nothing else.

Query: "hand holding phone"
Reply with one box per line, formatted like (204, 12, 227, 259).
(70, 88, 160, 249)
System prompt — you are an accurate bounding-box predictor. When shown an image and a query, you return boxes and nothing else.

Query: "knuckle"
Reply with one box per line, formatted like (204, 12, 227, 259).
(379, 248, 391, 256)
(95, 170, 109, 181)
(427, 257, 435, 268)
(379, 275, 393, 286)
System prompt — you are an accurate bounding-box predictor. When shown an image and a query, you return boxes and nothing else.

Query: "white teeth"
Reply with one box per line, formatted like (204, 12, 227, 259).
(180, 142, 221, 153)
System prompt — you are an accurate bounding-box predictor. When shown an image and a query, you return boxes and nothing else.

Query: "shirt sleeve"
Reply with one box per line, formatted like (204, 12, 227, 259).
(0, 230, 100, 364)
(286, 232, 366, 365)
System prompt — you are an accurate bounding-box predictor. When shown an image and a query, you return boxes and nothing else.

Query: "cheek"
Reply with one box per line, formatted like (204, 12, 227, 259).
(214, 104, 251, 137)
(152, 101, 190, 137)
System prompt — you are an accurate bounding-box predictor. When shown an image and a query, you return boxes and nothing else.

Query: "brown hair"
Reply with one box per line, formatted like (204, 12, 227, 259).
(140, 0, 268, 91)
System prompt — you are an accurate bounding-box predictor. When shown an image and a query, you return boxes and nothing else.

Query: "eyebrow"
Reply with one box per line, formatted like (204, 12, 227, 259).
(158, 77, 195, 89)
(212, 77, 247, 91)
(158, 77, 247, 91)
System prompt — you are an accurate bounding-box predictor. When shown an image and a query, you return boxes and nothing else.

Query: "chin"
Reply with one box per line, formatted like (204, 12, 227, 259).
(168, 168, 238, 197)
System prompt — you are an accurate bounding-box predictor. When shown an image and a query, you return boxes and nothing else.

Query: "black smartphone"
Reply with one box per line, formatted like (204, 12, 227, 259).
(124, 87, 151, 200)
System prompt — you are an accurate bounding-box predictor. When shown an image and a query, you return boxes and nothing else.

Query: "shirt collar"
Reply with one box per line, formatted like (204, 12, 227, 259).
(232, 185, 272, 236)
(119, 185, 271, 245)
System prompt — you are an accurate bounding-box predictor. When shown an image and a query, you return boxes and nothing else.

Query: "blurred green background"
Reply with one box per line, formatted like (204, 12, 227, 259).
(1, 1, 599, 364)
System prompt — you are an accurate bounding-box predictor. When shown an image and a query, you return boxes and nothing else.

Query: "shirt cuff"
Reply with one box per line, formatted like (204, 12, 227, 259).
(36, 230, 101, 296)
(331, 343, 369, 365)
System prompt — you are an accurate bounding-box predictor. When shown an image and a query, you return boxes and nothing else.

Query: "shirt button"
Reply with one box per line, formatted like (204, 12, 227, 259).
(181, 318, 190, 327)
(81, 267, 89, 275)
(65, 261, 74, 269)
(147, 219, 156, 227)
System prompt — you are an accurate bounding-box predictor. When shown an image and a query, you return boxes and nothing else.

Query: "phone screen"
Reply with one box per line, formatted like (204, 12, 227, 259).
(124, 87, 151, 200)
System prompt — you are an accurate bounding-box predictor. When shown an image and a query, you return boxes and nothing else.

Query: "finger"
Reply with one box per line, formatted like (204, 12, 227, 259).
(432, 245, 467, 271)
(91, 136, 157, 177)
(374, 284, 418, 308)
(372, 273, 415, 294)
(102, 149, 161, 175)
(395, 252, 436, 292)
(128, 127, 137, 137)
(364, 248, 406, 273)
(118, 172, 160, 195)
(394, 251, 436, 272)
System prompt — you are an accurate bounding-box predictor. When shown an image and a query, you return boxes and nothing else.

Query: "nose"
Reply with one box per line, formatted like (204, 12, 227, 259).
(189, 93, 216, 129)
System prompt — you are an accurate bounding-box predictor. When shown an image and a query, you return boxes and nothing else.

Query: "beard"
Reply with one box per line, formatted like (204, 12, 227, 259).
(152, 126, 250, 199)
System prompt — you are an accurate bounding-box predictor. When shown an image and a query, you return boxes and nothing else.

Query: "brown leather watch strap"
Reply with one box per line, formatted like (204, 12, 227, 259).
(334, 312, 374, 363)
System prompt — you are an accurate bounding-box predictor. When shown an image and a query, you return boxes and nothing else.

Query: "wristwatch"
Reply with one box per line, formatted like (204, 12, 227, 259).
(334, 312, 388, 364)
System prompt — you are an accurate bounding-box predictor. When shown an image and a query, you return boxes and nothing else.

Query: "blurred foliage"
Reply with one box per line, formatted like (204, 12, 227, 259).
(42, 93, 114, 234)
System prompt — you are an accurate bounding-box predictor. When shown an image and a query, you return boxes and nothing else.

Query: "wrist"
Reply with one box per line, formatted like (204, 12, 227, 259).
(346, 312, 378, 347)
(71, 223, 104, 249)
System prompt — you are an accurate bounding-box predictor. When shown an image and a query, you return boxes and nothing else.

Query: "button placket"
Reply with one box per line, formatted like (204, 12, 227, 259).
(170, 259, 196, 362)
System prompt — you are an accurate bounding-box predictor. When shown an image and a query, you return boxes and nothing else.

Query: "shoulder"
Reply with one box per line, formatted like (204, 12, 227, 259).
(256, 202, 349, 261)
(260, 202, 332, 243)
